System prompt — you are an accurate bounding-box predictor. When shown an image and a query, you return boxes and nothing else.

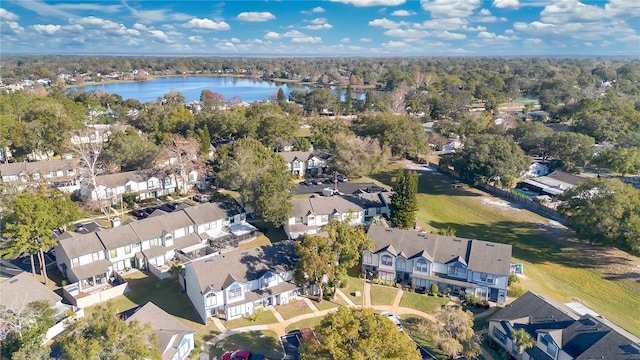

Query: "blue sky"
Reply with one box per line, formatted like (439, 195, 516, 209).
(1, 0, 639, 56)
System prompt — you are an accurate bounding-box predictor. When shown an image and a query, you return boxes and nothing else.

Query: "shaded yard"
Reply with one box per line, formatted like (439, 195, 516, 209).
(370, 285, 398, 306)
(209, 330, 283, 360)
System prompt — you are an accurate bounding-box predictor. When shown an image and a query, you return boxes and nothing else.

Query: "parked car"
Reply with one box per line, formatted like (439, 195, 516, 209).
(221, 350, 265, 360)
(304, 180, 314, 186)
(315, 179, 324, 185)
(158, 203, 176, 213)
(193, 193, 209, 203)
(337, 175, 348, 182)
(130, 209, 146, 219)
(379, 311, 403, 331)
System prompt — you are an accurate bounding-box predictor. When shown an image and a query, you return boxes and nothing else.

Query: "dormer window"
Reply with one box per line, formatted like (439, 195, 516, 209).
(205, 292, 216, 307)
(381, 255, 392, 267)
(415, 259, 429, 272)
(448, 266, 458, 276)
(396, 258, 406, 270)
(228, 284, 242, 299)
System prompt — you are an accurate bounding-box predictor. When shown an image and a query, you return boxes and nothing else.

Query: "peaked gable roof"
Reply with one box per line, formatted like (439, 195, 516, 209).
(94, 169, 158, 189)
(57, 232, 106, 259)
(291, 195, 365, 218)
(0, 271, 61, 308)
(186, 241, 298, 293)
(366, 225, 511, 275)
(0, 158, 78, 177)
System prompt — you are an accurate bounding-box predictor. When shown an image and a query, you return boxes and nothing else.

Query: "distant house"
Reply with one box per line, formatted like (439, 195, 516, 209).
(363, 225, 512, 304)
(0, 159, 80, 192)
(182, 241, 300, 324)
(0, 271, 83, 344)
(284, 191, 390, 239)
(80, 170, 178, 205)
(522, 162, 550, 178)
(488, 291, 640, 360)
(125, 302, 195, 360)
(520, 170, 587, 197)
(279, 151, 330, 177)
(70, 126, 113, 145)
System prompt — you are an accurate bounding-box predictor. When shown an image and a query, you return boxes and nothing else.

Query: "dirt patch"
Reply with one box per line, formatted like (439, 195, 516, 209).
(482, 198, 522, 211)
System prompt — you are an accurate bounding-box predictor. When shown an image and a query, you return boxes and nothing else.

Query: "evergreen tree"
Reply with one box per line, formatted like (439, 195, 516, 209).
(344, 84, 352, 115)
(364, 91, 372, 112)
(277, 87, 286, 102)
(390, 169, 419, 229)
(199, 125, 211, 155)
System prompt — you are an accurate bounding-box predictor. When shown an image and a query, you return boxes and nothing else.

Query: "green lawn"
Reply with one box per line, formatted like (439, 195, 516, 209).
(340, 267, 366, 305)
(370, 285, 399, 306)
(314, 298, 344, 311)
(223, 309, 278, 329)
(274, 300, 313, 320)
(285, 317, 325, 333)
(209, 330, 284, 360)
(399, 292, 448, 313)
(371, 169, 640, 336)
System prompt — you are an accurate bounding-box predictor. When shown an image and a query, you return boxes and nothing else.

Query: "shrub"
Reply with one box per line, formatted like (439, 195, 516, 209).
(190, 340, 202, 358)
(429, 283, 439, 295)
(508, 285, 526, 298)
(508, 274, 520, 286)
(465, 294, 482, 306)
(480, 300, 491, 308)
(372, 278, 394, 287)
(339, 278, 348, 288)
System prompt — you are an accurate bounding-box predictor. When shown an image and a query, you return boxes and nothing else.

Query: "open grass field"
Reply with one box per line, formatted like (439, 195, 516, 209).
(341, 267, 366, 305)
(223, 309, 278, 329)
(274, 300, 313, 320)
(209, 330, 284, 360)
(399, 292, 449, 313)
(370, 285, 399, 306)
(285, 317, 325, 333)
(371, 165, 640, 336)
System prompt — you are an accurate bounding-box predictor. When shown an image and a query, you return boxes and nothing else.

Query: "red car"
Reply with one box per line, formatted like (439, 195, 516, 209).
(221, 350, 264, 360)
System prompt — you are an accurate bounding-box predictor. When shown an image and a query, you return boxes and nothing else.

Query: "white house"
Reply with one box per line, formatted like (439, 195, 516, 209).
(182, 241, 300, 324)
(280, 151, 330, 177)
(363, 225, 512, 304)
(81, 170, 178, 205)
(125, 302, 195, 360)
(0, 159, 80, 192)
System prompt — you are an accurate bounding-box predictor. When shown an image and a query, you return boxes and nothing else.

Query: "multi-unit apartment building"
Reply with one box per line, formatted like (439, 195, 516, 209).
(280, 151, 330, 177)
(363, 225, 512, 304)
(182, 241, 300, 324)
(0, 158, 80, 192)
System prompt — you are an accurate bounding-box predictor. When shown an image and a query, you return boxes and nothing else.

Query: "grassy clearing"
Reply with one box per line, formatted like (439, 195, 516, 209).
(285, 317, 325, 333)
(370, 168, 640, 336)
(399, 292, 448, 313)
(274, 300, 313, 320)
(370, 285, 399, 306)
(209, 330, 284, 360)
(223, 309, 278, 329)
(340, 267, 366, 305)
(238, 234, 273, 251)
(314, 298, 344, 310)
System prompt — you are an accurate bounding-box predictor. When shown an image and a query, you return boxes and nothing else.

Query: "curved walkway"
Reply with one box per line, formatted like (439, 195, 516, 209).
(207, 287, 438, 346)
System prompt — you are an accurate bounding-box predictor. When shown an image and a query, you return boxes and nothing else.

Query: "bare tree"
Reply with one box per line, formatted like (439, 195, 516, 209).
(388, 82, 410, 114)
(157, 134, 209, 194)
(67, 130, 113, 221)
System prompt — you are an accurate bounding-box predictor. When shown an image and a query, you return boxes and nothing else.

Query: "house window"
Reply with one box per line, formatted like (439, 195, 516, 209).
(71, 258, 80, 268)
(332, 214, 341, 220)
(189, 173, 196, 182)
(164, 178, 171, 186)
(110, 249, 117, 258)
(295, 217, 303, 224)
(381, 255, 392, 267)
(92, 251, 101, 262)
(124, 245, 131, 254)
(321, 215, 329, 222)
(165, 234, 173, 243)
(307, 160, 314, 167)
(184, 226, 191, 234)
(124, 185, 132, 191)
(147, 180, 154, 188)
(204, 222, 211, 230)
(50, 171, 57, 177)
(292, 161, 300, 169)
(492, 328, 507, 345)
(363, 253, 372, 264)
(449, 266, 458, 276)
(149, 238, 160, 247)
(480, 273, 494, 284)
(228, 284, 242, 299)
(396, 258, 406, 270)
(416, 259, 429, 272)
(205, 292, 216, 307)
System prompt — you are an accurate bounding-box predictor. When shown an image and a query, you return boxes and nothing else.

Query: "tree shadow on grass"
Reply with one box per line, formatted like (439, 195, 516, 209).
(210, 330, 283, 359)
(123, 272, 202, 324)
(427, 220, 635, 270)
(371, 168, 481, 197)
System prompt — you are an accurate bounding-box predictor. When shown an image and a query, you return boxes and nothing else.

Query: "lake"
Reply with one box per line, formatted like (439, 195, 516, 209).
(71, 76, 318, 103)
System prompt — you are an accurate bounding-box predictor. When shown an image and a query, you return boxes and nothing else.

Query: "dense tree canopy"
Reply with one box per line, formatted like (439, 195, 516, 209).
(390, 169, 419, 229)
(447, 134, 530, 186)
(559, 178, 640, 254)
(301, 307, 421, 360)
(419, 306, 480, 359)
(354, 114, 428, 158)
(101, 128, 160, 171)
(0, 300, 56, 359)
(59, 303, 161, 360)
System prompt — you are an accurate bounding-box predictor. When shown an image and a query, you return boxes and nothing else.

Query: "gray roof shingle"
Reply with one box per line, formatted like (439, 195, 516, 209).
(367, 225, 512, 276)
(57, 232, 106, 259)
(291, 195, 365, 218)
(0, 272, 61, 308)
(129, 211, 194, 241)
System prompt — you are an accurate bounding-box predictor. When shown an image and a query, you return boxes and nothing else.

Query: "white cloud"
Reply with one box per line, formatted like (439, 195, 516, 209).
(477, 31, 518, 41)
(283, 30, 307, 38)
(304, 18, 333, 29)
(55, 3, 122, 13)
(69, 16, 123, 31)
(391, 9, 416, 16)
(133, 23, 149, 31)
(341, 37, 351, 43)
(540, 0, 603, 24)
(492, 0, 519, 9)
(310, 17, 328, 25)
(11, 0, 72, 18)
(360, 38, 372, 42)
(0, 8, 19, 21)
(184, 18, 230, 30)
(435, 30, 466, 39)
(148, 29, 171, 42)
(291, 36, 322, 43)
(605, 0, 640, 17)
(368, 18, 406, 28)
(479, 9, 491, 15)
(330, 0, 406, 6)
(236, 12, 275, 22)
(264, 31, 282, 40)
(301, 6, 326, 14)
(32, 24, 61, 36)
(416, 17, 469, 30)
(126, 29, 140, 36)
(513, 21, 556, 33)
(420, 0, 482, 18)
(231, 37, 241, 43)
(524, 38, 543, 45)
(188, 35, 204, 43)
(383, 28, 429, 38)
(62, 24, 84, 32)
(382, 40, 408, 48)
(216, 42, 237, 51)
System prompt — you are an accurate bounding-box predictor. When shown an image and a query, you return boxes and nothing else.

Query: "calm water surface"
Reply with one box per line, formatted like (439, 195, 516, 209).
(72, 76, 317, 103)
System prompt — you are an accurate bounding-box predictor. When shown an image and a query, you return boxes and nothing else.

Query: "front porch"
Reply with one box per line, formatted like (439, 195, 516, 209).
(62, 271, 130, 308)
